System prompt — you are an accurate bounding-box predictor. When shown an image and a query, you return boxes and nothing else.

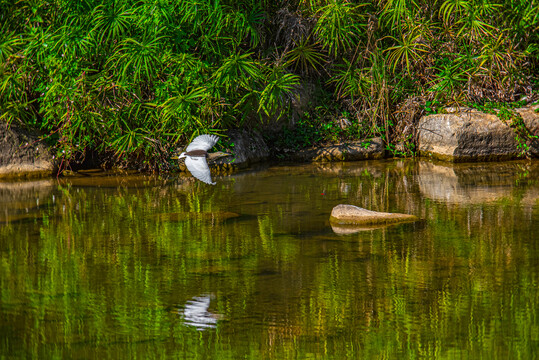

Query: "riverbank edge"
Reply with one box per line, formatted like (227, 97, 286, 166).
(2, 104, 538, 180)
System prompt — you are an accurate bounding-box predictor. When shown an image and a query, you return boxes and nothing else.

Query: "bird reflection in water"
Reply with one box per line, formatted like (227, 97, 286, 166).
(179, 294, 223, 331)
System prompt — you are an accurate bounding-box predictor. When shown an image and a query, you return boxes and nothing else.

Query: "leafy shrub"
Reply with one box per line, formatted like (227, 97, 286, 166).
(1, 0, 537, 169)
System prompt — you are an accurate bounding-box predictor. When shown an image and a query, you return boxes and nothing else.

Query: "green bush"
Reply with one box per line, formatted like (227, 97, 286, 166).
(1, 0, 537, 170)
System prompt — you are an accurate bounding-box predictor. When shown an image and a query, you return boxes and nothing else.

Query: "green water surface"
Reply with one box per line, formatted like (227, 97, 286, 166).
(1, 160, 538, 359)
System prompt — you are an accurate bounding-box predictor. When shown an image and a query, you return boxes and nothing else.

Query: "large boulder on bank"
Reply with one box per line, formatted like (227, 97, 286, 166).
(287, 137, 385, 162)
(418, 105, 539, 162)
(329, 204, 419, 225)
(516, 105, 539, 157)
(0, 123, 57, 179)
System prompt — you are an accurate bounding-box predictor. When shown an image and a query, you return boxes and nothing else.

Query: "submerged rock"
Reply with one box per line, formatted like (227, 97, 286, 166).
(329, 204, 419, 225)
(418, 105, 539, 162)
(0, 123, 57, 179)
(331, 222, 402, 234)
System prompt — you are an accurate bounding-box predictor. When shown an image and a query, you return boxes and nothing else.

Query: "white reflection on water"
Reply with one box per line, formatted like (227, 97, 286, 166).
(179, 294, 222, 331)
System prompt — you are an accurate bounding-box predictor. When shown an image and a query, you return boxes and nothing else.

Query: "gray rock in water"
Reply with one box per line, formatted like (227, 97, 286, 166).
(0, 123, 57, 179)
(418, 105, 539, 162)
(329, 204, 418, 225)
(330, 222, 401, 234)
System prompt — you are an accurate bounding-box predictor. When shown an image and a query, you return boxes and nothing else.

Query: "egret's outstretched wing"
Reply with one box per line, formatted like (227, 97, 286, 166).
(186, 134, 219, 152)
(184, 156, 215, 185)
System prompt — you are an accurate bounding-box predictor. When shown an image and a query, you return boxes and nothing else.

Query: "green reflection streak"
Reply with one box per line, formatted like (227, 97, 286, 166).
(0, 161, 538, 359)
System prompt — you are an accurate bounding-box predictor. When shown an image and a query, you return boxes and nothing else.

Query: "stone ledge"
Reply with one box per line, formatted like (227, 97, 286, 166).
(0, 124, 57, 179)
(286, 137, 385, 162)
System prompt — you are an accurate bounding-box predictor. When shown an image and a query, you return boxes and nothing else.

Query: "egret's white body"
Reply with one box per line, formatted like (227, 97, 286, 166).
(178, 134, 224, 185)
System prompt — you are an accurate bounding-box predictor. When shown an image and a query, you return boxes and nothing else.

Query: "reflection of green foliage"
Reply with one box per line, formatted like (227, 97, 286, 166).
(1, 162, 539, 358)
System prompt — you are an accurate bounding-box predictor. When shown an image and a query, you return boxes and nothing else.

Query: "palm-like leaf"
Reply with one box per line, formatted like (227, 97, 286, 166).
(161, 52, 204, 77)
(136, 0, 174, 30)
(384, 26, 429, 74)
(0, 66, 36, 125)
(91, 3, 132, 43)
(314, 0, 366, 56)
(160, 87, 209, 132)
(427, 62, 468, 93)
(22, 27, 54, 65)
(329, 59, 371, 101)
(284, 37, 327, 74)
(456, 8, 496, 42)
(440, 0, 471, 25)
(475, 0, 500, 16)
(107, 35, 165, 83)
(232, 5, 264, 47)
(0, 24, 24, 63)
(258, 68, 299, 118)
(380, 0, 419, 31)
(178, 0, 210, 31)
(213, 51, 262, 92)
(162, 87, 208, 116)
(53, 22, 94, 59)
(111, 125, 149, 156)
(478, 33, 522, 74)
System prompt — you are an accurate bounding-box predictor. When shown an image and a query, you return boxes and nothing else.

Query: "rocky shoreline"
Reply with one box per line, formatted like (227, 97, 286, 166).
(0, 123, 57, 179)
(1, 105, 538, 179)
(418, 104, 539, 162)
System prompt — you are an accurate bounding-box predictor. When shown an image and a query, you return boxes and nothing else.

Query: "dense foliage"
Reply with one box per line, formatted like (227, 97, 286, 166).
(1, 0, 538, 169)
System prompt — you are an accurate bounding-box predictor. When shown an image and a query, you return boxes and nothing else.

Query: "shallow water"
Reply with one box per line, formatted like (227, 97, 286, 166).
(1, 160, 538, 359)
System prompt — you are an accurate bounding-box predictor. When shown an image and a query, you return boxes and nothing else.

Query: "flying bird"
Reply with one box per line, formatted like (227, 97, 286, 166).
(175, 134, 230, 185)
